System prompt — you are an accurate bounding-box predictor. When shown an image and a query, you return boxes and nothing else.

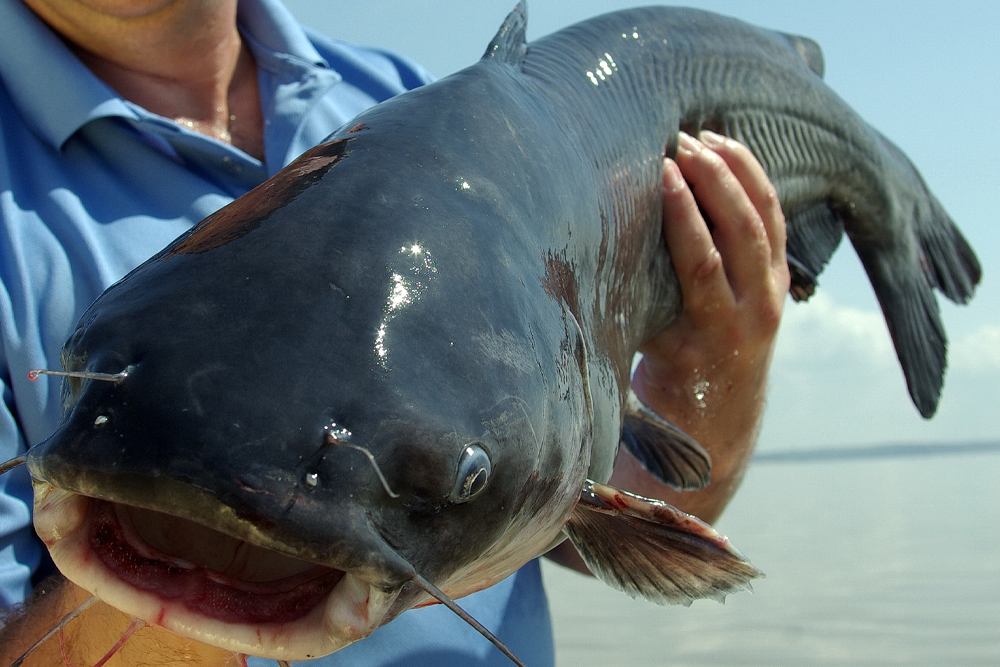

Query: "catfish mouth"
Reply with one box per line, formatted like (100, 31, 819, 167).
(32, 483, 405, 660)
(88, 499, 344, 625)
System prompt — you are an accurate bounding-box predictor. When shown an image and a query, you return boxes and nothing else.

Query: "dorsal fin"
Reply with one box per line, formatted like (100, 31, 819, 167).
(780, 32, 825, 78)
(483, 1, 528, 66)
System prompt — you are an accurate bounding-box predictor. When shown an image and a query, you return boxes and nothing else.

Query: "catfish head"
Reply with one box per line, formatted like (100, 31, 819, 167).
(25, 114, 591, 660)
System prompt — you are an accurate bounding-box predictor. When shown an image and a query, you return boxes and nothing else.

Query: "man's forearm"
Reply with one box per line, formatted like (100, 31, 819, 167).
(624, 343, 772, 525)
(0, 575, 240, 667)
(1, 574, 72, 666)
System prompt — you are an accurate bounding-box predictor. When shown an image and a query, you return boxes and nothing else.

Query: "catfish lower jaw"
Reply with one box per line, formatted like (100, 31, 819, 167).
(89, 499, 344, 625)
(32, 483, 404, 660)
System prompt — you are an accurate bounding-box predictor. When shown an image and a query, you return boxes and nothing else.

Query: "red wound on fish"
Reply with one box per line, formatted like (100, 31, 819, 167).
(163, 138, 352, 258)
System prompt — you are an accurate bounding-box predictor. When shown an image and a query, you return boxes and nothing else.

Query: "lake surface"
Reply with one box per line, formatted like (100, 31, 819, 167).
(541, 445, 1000, 666)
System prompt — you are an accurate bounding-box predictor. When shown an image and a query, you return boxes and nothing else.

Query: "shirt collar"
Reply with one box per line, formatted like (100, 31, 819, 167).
(0, 0, 334, 151)
(0, 0, 137, 149)
(237, 0, 330, 69)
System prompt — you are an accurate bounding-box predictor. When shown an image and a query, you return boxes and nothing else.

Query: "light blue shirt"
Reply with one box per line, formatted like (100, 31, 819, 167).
(0, 0, 553, 664)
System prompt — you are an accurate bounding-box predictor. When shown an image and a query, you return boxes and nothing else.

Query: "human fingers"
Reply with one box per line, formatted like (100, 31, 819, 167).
(697, 130, 787, 271)
(661, 156, 735, 320)
(675, 131, 772, 300)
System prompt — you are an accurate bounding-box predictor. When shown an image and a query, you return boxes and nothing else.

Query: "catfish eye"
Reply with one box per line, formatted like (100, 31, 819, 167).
(449, 443, 491, 504)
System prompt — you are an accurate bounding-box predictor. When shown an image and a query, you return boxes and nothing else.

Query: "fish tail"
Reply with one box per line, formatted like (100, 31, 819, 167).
(847, 131, 980, 418)
(719, 110, 980, 418)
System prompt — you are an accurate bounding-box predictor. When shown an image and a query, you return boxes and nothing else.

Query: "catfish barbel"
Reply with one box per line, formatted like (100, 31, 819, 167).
(4, 3, 980, 664)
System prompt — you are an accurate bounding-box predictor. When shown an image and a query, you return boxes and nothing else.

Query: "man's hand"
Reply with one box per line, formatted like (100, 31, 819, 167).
(548, 131, 787, 573)
(623, 130, 789, 523)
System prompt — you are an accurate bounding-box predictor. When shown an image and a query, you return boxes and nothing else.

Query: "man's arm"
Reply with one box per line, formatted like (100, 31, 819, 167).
(628, 129, 788, 521)
(549, 130, 788, 571)
(0, 575, 240, 667)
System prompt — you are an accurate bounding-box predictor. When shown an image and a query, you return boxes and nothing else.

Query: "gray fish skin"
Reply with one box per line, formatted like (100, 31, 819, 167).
(25, 3, 978, 658)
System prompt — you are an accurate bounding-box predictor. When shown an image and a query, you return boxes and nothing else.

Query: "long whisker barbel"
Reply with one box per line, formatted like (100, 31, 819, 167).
(28, 368, 130, 383)
(88, 617, 145, 667)
(8, 595, 98, 667)
(5, 369, 128, 474)
(0, 454, 26, 476)
(326, 435, 401, 499)
(411, 573, 528, 667)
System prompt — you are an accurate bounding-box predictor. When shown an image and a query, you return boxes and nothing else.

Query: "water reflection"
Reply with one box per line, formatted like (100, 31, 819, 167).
(544, 449, 1000, 665)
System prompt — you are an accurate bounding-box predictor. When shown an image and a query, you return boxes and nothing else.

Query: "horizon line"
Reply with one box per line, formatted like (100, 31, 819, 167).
(753, 440, 1000, 464)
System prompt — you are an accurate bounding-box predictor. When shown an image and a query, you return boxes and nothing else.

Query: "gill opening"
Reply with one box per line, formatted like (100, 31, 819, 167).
(411, 573, 528, 667)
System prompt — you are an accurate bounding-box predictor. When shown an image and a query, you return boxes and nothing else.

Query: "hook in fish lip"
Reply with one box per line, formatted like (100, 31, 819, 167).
(28, 367, 132, 384)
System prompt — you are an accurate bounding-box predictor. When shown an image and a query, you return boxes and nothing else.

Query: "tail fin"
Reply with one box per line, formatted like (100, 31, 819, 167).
(739, 116, 980, 418)
(848, 133, 981, 417)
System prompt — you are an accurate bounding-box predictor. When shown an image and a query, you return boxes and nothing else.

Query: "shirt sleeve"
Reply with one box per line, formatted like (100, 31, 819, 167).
(0, 351, 45, 608)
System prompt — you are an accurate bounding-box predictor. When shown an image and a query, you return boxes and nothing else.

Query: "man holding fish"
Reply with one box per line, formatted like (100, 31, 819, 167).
(0, 0, 786, 665)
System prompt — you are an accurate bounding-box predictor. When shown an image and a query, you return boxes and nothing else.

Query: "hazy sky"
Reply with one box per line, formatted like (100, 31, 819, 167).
(282, 1, 999, 449)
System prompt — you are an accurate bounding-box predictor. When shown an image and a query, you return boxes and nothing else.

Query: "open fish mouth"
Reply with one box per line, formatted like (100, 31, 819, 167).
(31, 482, 402, 660)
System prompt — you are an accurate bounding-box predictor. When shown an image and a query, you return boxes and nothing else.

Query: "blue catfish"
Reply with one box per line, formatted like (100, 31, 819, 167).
(15, 3, 979, 663)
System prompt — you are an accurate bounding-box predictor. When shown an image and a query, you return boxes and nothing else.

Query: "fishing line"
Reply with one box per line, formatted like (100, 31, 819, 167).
(8, 595, 98, 667)
(411, 573, 527, 667)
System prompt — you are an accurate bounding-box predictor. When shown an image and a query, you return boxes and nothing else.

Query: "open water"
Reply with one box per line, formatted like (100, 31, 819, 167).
(542, 443, 1000, 666)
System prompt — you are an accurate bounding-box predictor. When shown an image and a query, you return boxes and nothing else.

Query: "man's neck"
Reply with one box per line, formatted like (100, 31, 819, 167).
(25, 0, 264, 159)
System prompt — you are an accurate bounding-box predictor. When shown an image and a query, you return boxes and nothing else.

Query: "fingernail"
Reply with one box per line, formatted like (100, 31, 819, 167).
(663, 158, 684, 193)
(699, 129, 726, 149)
(677, 131, 700, 156)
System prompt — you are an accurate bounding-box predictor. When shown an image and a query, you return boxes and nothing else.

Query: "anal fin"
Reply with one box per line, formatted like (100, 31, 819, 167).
(565, 481, 763, 606)
(621, 389, 711, 490)
(785, 202, 844, 302)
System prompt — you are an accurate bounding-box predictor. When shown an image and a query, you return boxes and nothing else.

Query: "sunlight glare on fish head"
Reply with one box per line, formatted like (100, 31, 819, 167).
(374, 243, 438, 367)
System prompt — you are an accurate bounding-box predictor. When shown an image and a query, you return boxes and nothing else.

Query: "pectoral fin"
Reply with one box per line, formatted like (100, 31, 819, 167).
(565, 480, 762, 606)
(620, 389, 711, 490)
